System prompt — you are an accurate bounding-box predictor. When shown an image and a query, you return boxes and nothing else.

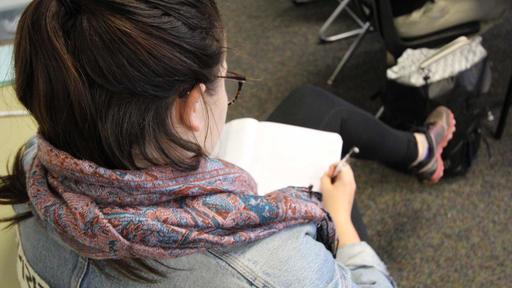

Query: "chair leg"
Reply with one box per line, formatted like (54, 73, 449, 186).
(495, 73, 512, 139)
(319, 0, 368, 43)
(327, 21, 371, 85)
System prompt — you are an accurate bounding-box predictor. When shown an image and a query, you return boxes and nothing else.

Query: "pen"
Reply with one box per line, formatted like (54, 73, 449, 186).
(332, 147, 359, 180)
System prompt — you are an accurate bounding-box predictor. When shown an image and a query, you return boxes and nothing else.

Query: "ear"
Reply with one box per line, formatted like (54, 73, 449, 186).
(177, 84, 206, 132)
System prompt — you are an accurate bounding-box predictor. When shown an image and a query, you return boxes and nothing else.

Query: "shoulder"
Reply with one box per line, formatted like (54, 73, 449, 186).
(17, 214, 83, 288)
(80, 251, 253, 288)
(209, 224, 353, 288)
(18, 218, 352, 288)
(22, 136, 38, 173)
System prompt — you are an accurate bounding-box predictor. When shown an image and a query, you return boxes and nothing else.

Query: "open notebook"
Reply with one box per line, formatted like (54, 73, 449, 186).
(212, 118, 343, 195)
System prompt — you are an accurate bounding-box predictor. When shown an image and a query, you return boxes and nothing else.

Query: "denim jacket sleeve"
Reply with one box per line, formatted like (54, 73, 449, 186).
(212, 223, 395, 288)
(337, 242, 397, 287)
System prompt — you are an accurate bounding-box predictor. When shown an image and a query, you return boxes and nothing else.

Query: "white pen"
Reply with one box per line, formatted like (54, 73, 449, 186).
(332, 147, 360, 180)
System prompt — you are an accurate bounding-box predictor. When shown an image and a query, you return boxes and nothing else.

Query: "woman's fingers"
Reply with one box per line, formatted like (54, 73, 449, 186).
(333, 165, 356, 191)
(321, 162, 354, 191)
(336, 165, 353, 180)
(328, 164, 337, 177)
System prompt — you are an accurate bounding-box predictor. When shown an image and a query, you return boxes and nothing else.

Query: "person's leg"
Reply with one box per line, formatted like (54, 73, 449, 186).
(267, 85, 418, 169)
(268, 85, 455, 183)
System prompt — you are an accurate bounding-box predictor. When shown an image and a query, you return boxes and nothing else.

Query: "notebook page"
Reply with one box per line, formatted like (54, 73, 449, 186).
(252, 121, 342, 195)
(211, 118, 259, 176)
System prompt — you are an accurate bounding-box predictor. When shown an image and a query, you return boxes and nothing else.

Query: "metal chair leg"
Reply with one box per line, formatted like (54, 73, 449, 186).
(319, 0, 367, 43)
(327, 21, 371, 85)
(495, 73, 512, 139)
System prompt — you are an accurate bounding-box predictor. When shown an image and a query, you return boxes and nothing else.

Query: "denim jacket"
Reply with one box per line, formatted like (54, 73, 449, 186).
(13, 139, 396, 288)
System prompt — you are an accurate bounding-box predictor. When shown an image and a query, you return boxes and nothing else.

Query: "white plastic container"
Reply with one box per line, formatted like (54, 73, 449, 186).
(0, 0, 30, 41)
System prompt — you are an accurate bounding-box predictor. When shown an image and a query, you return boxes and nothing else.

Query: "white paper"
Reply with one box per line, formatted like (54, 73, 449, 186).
(212, 118, 343, 195)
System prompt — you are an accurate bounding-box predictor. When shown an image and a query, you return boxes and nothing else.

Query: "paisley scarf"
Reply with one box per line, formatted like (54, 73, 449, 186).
(25, 136, 336, 260)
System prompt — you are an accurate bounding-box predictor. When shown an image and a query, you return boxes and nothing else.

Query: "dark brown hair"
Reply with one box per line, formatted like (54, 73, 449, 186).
(1, 0, 224, 283)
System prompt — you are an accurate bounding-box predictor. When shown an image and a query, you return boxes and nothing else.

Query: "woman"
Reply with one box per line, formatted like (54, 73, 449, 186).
(0, 0, 455, 287)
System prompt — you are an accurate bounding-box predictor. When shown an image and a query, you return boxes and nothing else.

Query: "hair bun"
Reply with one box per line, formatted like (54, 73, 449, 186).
(58, 0, 81, 15)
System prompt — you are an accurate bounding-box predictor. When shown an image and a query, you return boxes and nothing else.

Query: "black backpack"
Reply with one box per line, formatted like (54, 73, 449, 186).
(380, 59, 490, 177)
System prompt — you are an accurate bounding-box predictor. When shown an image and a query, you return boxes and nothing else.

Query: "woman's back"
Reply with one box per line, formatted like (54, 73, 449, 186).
(16, 206, 392, 288)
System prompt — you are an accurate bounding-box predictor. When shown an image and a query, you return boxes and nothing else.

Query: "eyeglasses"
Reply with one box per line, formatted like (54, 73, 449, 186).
(218, 71, 246, 106)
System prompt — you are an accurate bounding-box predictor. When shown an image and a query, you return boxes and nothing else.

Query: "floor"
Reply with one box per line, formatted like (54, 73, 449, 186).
(218, 1, 512, 287)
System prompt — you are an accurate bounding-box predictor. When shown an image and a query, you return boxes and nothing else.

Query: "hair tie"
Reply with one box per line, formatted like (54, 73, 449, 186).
(58, 0, 81, 15)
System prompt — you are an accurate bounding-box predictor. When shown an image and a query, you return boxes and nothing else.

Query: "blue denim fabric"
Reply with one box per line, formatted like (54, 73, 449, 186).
(13, 137, 396, 288)
(14, 205, 395, 288)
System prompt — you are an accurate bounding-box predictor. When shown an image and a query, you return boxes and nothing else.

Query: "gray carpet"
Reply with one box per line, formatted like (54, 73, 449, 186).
(218, 1, 512, 287)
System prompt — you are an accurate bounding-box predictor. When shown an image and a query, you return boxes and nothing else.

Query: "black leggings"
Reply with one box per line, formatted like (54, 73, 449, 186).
(267, 85, 419, 241)
(267, 85, 418, 168)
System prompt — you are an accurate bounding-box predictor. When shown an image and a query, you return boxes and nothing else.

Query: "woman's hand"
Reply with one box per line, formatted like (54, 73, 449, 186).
(320, 163, 360, 246)
(320, 163, 356, 223)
